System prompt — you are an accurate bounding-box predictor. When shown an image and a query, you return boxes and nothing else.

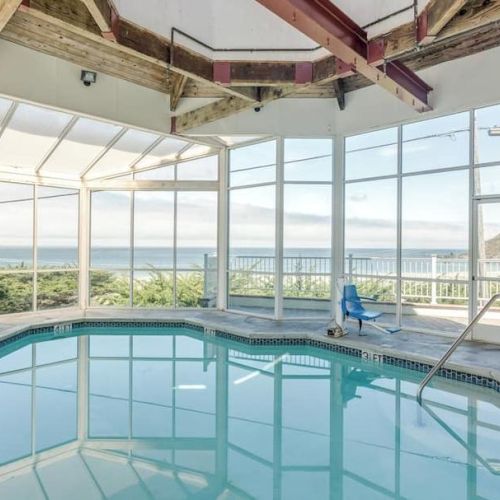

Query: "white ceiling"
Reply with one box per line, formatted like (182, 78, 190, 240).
(112, 0, 431, 60)
(0, 97, 221, 182)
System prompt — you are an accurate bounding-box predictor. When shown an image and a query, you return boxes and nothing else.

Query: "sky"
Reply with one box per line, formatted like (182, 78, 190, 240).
(0, 107, 499, 253)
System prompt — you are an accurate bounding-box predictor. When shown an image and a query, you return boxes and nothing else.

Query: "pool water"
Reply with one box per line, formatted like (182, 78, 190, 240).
(0, 326, 499, 500)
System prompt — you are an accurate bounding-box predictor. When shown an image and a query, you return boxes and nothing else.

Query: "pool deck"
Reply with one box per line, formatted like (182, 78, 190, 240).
(0, 307, 499, 383)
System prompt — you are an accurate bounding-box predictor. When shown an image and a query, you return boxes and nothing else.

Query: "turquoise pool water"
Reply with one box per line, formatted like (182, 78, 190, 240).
(0, 326, 499, 499)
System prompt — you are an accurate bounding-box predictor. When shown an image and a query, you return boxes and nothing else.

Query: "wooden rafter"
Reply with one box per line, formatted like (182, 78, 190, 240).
(170, 73, 188, 112)
(173, 58, 347, 133)
(0, 0, 22, 31)
(0, 0, 500, 131)
(332, 79, 345, 111)
(418, 0, 468, 44)
(256, 0, 432, 113)
(373, 0, 500, 60)
(79, 0, 116, 39)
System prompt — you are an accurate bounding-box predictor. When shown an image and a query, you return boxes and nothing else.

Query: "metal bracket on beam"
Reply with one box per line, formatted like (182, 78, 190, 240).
(417, 9, 435, 46)
(213, 61, 231, 86)
(294, 62, 313, 84)
(102, 6, 119, 42)
(335, 58, 355, 78)
(367, 38, 385, 66)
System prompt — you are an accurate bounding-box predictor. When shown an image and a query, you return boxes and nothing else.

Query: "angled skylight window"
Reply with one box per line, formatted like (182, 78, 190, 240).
(42, 117, 123, 179)
(0, 103, 73, 172)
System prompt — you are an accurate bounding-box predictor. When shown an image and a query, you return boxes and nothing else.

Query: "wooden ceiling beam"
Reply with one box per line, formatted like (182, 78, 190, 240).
(332, 79, 345, 111)
(0, 0, 22, 31)
(79, 0, 117, 40)
(169, 73, 188, 112)
(255, 0, 432, 113)
(417, 0, 468, 45)
(173, 58, 345, 132)
(373, 0, 500, 61)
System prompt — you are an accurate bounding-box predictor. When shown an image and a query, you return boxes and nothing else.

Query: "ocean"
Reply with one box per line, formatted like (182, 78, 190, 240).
(0, 247, 468, 270)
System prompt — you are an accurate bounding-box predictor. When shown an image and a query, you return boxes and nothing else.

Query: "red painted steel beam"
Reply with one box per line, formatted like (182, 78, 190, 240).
(255, 0, 432, 112)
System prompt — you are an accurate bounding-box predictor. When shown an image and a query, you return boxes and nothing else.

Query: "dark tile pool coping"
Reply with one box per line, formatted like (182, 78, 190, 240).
(0, 316, 499, 395)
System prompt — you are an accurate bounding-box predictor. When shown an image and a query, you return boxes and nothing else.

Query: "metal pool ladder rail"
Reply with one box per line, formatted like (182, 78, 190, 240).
(417, 293, 500, 405)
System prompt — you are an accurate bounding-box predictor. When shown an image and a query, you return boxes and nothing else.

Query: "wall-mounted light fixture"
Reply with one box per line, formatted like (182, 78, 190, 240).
(81, 70, 97, 87)
(488, 126, 500, 136)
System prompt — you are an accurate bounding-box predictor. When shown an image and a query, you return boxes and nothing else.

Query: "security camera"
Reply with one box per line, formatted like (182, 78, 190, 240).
(81, 70, 97, 87)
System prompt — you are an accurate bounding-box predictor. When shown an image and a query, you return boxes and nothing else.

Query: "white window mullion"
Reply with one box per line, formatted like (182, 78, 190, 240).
(275, 138, 284, 320)
(396, 126, 403, 327)
(333, 135, 344, 323)
(217, 148, 228, 310)
(79, 187, 90, 310)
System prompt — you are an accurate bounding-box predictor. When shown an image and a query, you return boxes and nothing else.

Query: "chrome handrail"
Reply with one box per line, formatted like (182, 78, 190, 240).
(417, 293, 500, 404)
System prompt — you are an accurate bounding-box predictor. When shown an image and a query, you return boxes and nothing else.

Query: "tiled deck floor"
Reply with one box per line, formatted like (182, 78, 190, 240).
(0, 307, 499, 383)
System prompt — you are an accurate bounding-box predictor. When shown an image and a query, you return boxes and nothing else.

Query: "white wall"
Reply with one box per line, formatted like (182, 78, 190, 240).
(193, 45, 500, 138)
(0, 39, 214, 135)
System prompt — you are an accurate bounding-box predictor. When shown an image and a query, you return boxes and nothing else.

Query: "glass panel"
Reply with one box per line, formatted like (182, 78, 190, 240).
(402, 112, 469, 173)
(345, 179, 397, 320)
(0, 103, 72, 171)
(345, 179, 397, 261)
(283, 185, 331, 317)
(89, 360, 129, 437)
(0, 98, 12, 123)
(218, 135, 263, 146)
(174, 361, 215, 437)
(475, 165, 500, 195)
(90, 270, 130, 306)
(477, 202, 500, 279)
(42, 117, 122, 177)
(178, 144, 214, 160)
(134, 165, 175, 180)
(133, 360, 172, 437)
(37, 187, 79, 269)
(402, 170, 469, 333)
(177, 155, 218, 180)
(91, 191, 131, 269)
(0, 273, 33, 313)
(90, 335, 130, 357)
(476, 280, 500, 328)
(345, 128, 397, 180)
(134, 191, 174, 269)
(35, 362, 77, 452)
(177, 192, 217, 308)
(0, 182, 33, 269)
(89, 129, 160, 178)
(230, 140, 276, 171)
(0, 345, 31, 374)
(0, 371, 31, 464)
(475, 103, 500, 164)
(284, 138, 332, 162)
(230, 165, 275, 187)
(401, 280, 469, 334)
(133, 270, 174, 308)
(36, 271, 79, 310)
(284, 156, 332, 182)
(135, 136, 189, 169)
(229, 185, 275, 315)
(133, 335, 173, 358)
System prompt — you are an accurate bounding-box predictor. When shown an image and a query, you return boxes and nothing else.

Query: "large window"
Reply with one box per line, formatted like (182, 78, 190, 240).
(90, 189, 218, 308)
(0, 182, 79, 314)
(228, 139, 277, 315)
(283, 139, 332, 317)
(228, 138, 333, 318)
(344, 110, 481, 335)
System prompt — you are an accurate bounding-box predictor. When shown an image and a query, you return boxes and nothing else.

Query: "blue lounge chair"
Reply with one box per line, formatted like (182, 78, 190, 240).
(341, 284, 400, 335)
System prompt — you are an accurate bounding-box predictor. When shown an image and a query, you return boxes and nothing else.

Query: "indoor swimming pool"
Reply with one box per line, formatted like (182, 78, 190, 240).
(0, 324, 499, 499)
